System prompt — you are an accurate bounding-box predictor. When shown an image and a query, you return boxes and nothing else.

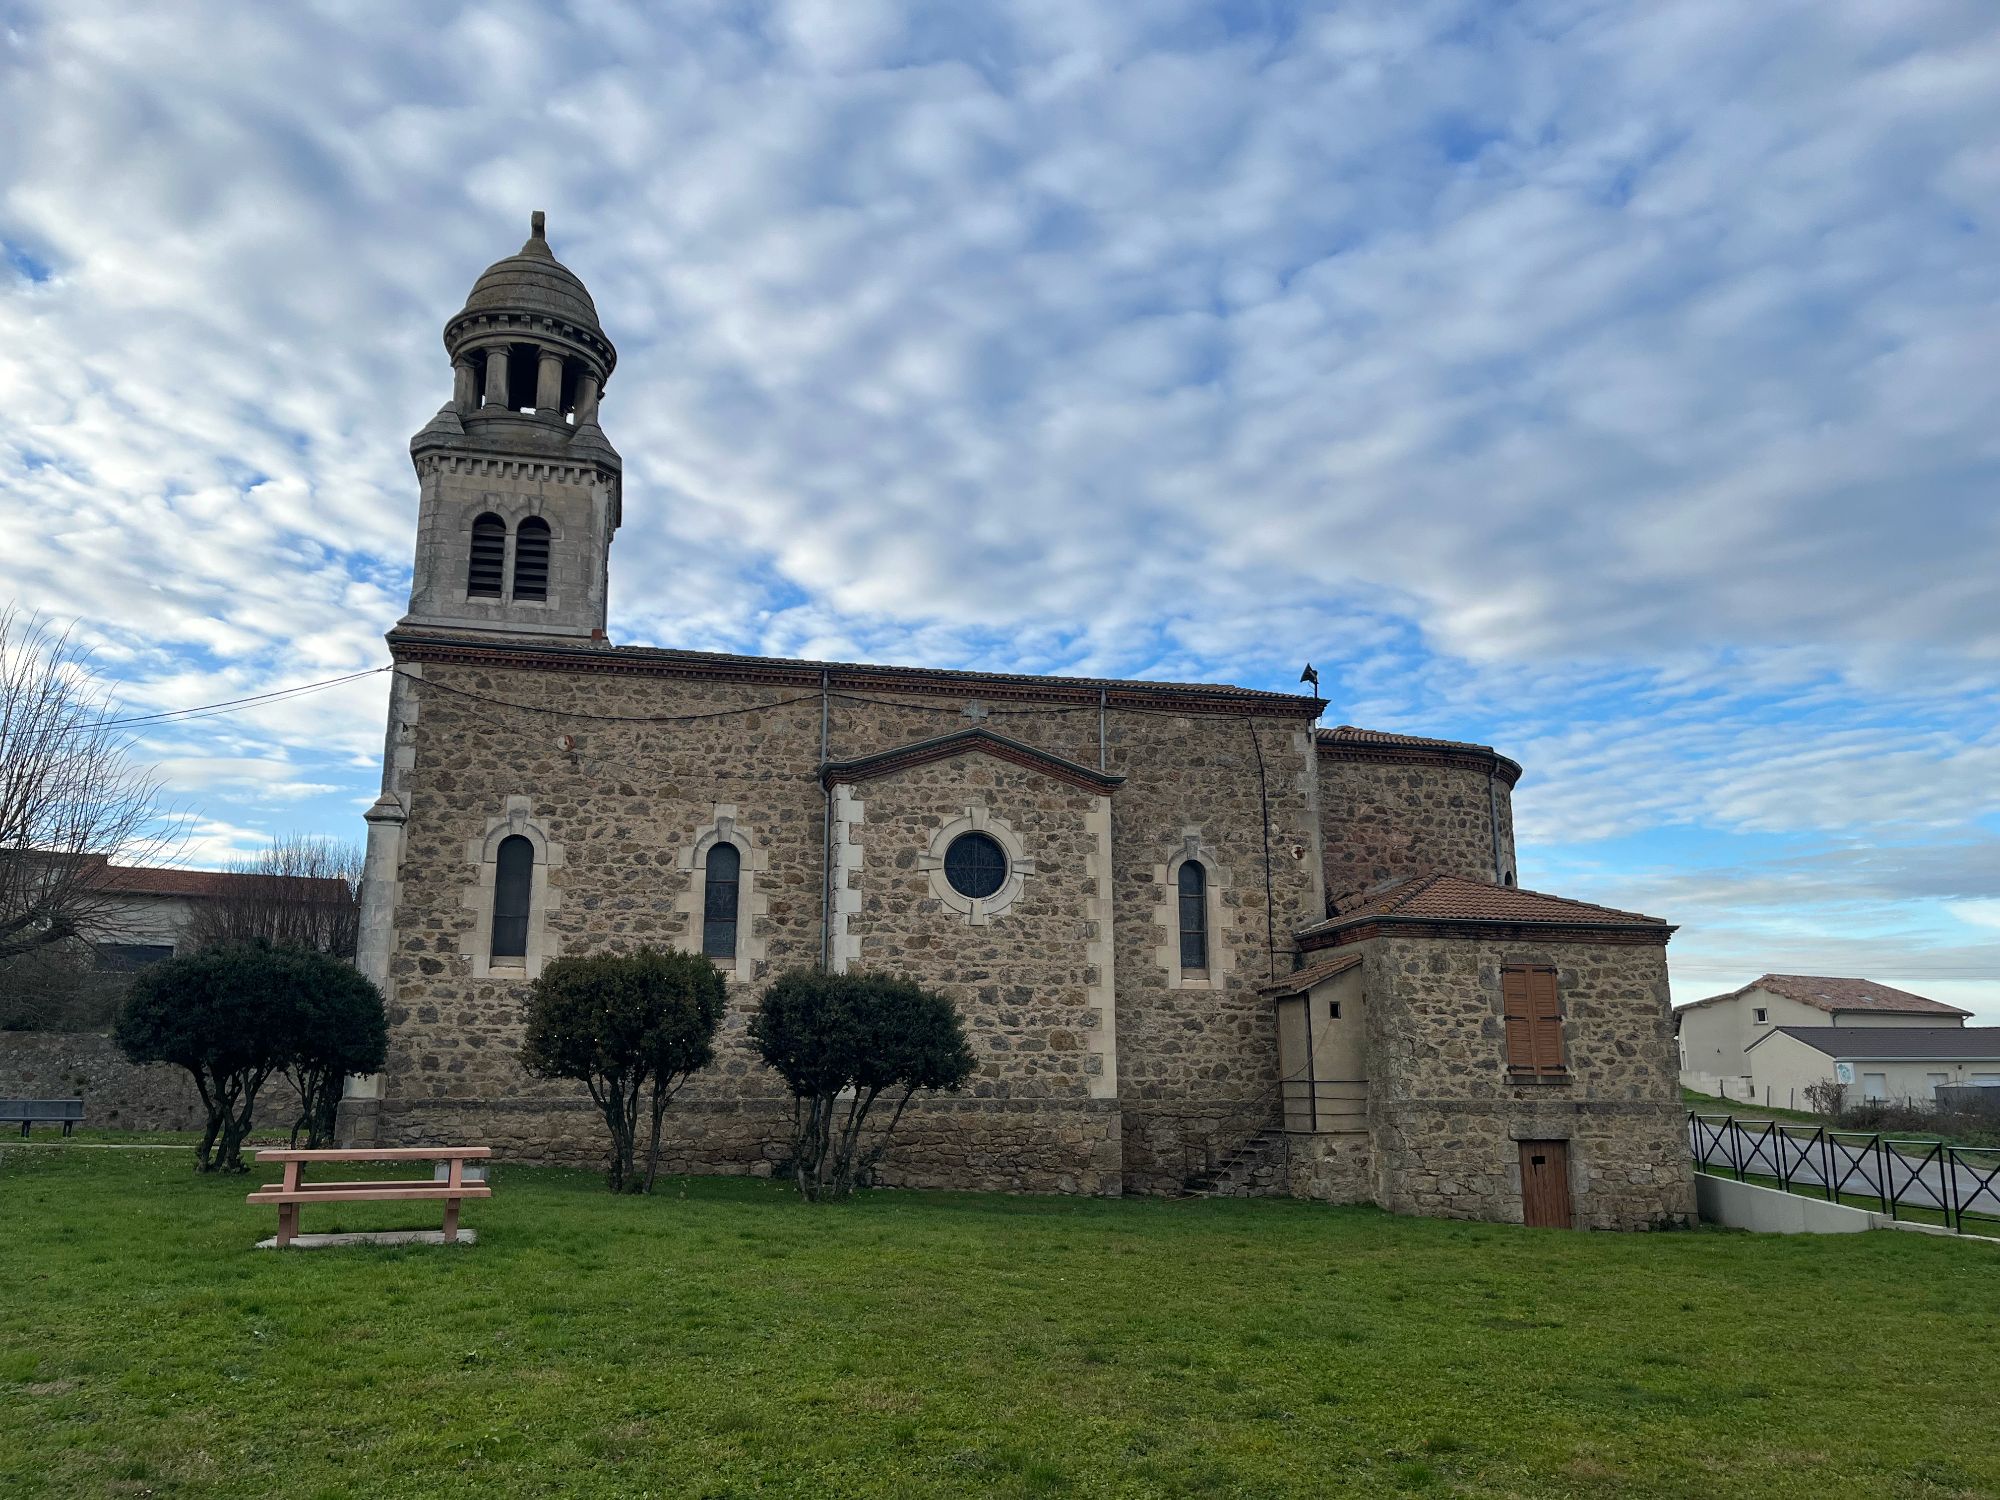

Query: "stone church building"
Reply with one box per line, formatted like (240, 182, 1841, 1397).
(349, 216, 1694, 1230)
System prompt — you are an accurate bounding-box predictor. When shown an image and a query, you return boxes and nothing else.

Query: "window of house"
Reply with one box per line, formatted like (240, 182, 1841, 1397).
(512, 517, 551, 602)
(1177, 860, 1209, 973)
(468, 513, 506, 598)
(702, 842, 741, 961)
(93, 942, 172, 972)
(1501, 964, 1566, 1077)
(1753, 1007, 1769, 1024)
(1862, 1072, 1888, 1101)
(943, 831, 1007, 900)
(491, 834, 534, 960)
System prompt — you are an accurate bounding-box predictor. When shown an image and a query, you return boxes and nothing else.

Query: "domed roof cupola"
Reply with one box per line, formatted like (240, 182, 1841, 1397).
(444, 210, 616, 379)
(420, 212, 620, 463)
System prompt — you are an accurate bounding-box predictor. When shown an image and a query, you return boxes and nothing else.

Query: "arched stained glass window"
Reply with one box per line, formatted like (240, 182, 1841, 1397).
(468, 513, 506, 598)
(512, 517, 551, 602)
(492, 835, 534, 959)
(943, 831, 1007, 900)
(702, 842, 741, 960)
(1177, 861, 1208, 973)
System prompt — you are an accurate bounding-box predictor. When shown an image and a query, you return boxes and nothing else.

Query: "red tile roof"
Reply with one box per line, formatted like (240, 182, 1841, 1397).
(1301, 873, 1670, 943)
(1259, 950, 1364, 996)
(88, 863, 349, 901)
(1316, 725, 1523, 786)
(1676, 974, 1971, 1019)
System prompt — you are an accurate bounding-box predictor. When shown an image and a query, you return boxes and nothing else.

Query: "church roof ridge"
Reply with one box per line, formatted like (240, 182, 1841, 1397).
(387, 631, 1328, 716)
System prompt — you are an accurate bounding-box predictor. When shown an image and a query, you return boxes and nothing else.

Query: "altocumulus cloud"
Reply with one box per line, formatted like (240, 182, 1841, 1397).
(1, 0, 1997, 1010)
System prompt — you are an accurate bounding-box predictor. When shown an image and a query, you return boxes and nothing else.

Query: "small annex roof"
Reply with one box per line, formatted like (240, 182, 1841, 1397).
(1298, 873, 1672, 948)
(1745, 1026, 2000, 1062)
(1316, 725, 1522, 786)
(1259, 950, 1364, 996)
(821, 727, 1125, 795)
(1674, 974, 1971, 1020)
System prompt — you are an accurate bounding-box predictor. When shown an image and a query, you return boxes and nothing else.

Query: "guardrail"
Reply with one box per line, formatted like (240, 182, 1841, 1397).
(1688, 1112, 2000, 1237)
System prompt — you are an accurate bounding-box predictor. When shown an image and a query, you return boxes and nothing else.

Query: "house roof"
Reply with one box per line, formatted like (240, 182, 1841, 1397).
(1298, 873, 1671, 948)
(87, 860, 349, 901)
(1745, 1026, 2000, 1062)
(821, 727, 1125, 795)
(1259, 950, 1364, 997)
(1674, 974, 1972, 1020)
(1316, 725, 1523, 786)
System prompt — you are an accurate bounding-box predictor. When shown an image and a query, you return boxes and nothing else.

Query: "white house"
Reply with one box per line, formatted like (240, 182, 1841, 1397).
(1674, 974, 1970, 1103)
(1743, 1026, 2000, 1109)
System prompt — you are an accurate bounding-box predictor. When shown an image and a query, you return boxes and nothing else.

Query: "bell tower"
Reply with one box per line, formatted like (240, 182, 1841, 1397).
(401, 211, 621, 642)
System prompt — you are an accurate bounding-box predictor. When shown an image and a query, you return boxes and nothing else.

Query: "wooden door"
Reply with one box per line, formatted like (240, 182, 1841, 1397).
(1519, 1140, 1573, 1229)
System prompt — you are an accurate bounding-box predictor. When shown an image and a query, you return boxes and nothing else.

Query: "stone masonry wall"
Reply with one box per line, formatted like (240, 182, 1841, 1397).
(1361, 933, 1694, 1230)
(0, 1030, 302, 1135)
(375, 652, 1321, 1196)
(1318, 754, 1514, 900)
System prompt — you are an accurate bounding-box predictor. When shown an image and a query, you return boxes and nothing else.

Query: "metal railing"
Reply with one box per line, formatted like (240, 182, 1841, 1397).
(1278, 1076, 1366, 1134)
(1688, 1112, 2000, 1237)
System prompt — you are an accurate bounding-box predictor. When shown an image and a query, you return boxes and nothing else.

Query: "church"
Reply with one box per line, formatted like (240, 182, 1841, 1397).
(348, 215, 1695, 1230)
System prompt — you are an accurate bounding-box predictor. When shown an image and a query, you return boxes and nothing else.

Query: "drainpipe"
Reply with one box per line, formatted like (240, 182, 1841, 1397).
(1488, 766, 1504, 884)
(819, 670, 832, 970)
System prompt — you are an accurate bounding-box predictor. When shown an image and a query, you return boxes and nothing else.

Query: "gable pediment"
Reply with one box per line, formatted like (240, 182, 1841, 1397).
(820, 728, 1124, 795)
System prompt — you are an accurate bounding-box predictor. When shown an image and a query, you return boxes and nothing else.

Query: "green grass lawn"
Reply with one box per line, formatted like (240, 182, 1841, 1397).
(3, 1148, 1997, 1498)
(1682, 1088, 1823, 1124)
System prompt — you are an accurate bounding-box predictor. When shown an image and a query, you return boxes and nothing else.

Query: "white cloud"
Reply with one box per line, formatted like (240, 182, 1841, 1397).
(0, 0, 1995, 1013)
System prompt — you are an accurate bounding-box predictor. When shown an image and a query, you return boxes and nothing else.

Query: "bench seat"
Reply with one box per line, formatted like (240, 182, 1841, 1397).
(248, 1184, 493, 1204)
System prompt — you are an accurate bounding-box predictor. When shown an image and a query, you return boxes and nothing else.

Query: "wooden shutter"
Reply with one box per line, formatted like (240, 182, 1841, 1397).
(1528, 967, 1564, 1074)
(1503, 965, 1565, 1076)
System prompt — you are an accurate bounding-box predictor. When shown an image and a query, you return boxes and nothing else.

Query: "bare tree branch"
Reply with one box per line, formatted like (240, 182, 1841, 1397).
(0, 607, 179, 964)
(181, 834, 362, 958)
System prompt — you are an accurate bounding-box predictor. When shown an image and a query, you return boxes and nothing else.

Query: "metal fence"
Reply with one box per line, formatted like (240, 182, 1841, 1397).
(1688, 1112, 2000, 1237)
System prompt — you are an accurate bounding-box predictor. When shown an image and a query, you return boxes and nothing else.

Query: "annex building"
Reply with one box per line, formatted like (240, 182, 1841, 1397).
(348, 216, 1695, 1230)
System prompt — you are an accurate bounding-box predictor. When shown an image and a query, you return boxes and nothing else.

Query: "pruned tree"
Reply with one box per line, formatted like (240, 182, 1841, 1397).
(183, 834, 363, 958)
(114, 942, 386, 1171)
(0, 607, 176, 964)
(750, 969, 975, 1202)
(518, 948, 726, 1193)
(277, 956, 387, 1149)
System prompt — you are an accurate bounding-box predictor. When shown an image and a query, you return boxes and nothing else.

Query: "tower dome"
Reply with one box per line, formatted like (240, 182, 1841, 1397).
(444, 211, 616, 379)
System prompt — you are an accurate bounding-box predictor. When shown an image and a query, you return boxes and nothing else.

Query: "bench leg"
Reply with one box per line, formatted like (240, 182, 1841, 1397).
(18, 1121, 26, 1139)
(62, 1121, 73, 1138)
(277, 1202, 298, 1248)
(442, 1197, 460, 1244)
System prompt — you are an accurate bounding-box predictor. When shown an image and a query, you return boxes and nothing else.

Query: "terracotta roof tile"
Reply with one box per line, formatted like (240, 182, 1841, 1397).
(1676, 974, 1971, 1019)
(89, 864, 349, 901)
(1259, 950, 1364, 995)
(1315, 725, 1523, 785)
(1301, 873, 1669, 939)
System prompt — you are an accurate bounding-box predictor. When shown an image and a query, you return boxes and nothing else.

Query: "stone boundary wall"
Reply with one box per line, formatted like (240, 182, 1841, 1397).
(368, 1093, 1124, 1196)
(1286, 1132, 1375, 1204)
(0, 1031, 302, 1134)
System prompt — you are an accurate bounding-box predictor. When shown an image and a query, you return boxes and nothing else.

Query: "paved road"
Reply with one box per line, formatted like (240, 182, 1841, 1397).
(1689, 1117, 2000, 1218)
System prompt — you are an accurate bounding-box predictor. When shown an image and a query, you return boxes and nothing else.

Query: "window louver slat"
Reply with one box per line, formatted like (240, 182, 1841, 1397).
(513, 518, 551, 602)
(467, 514, 506, 598)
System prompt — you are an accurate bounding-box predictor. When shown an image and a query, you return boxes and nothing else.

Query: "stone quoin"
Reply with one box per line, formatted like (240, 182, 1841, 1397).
(348, 214, 1694, 1230)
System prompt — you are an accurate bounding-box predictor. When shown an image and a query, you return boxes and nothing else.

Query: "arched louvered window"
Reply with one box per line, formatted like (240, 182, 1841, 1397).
(702, 842, 740, 961)
(513, 517, 551, 602)
(1177, 861, 1209, 974)
(492, 835, 534, 959)
(468, 513, 506, 598)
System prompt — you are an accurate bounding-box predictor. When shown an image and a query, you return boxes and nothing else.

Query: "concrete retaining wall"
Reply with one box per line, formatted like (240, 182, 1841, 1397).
(1694, 1172, 1973, 1240)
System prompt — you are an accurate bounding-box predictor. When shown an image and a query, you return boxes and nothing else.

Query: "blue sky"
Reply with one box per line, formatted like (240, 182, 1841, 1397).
(1, 1, 1997, 1015)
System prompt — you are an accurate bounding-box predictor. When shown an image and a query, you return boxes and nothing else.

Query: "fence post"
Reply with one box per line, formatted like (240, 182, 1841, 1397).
(1879, 1137, 1896, 1221)
(1819, 1126, 1833, 1202)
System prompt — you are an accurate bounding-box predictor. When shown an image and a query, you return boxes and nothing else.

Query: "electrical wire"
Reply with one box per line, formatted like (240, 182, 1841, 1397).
(84, 666, 392, 732)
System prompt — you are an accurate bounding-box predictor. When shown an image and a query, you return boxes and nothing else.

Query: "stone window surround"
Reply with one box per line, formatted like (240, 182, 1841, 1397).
(918, 805, 1034, 924)
(675, 806, 770, 976)
(460, 494, 563, 612)
(462, 796, 564, 979)
(1155, 833, 1235, 990)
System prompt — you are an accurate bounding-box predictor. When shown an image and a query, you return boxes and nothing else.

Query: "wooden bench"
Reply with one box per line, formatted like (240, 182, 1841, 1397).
(246, 1147, 492, 1246)
(1, 1098, 84, 1138)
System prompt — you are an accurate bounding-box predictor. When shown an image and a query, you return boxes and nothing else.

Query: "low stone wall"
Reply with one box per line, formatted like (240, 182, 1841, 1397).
(369, 1091, 1125, 1195)
(1375, 1099, 1695, 1230)
(0, 1030, 302, 1134)
(1287, 1132, 1375, 1204)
